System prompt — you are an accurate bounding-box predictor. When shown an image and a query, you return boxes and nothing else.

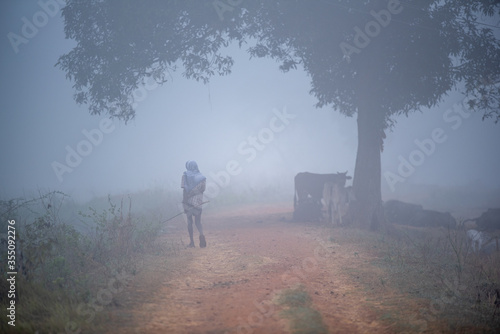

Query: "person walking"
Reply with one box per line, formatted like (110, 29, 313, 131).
(181, 160, 207, 248)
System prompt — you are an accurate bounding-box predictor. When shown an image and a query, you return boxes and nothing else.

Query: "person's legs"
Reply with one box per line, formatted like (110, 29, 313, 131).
(195, 213, 206, 248)
(187, 214, 195, 247)
(194, 213, 204, 235)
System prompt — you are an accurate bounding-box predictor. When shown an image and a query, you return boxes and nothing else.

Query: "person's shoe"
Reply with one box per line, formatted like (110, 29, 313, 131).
(187, 241, 195, 248)
(199, 235, 206, 248)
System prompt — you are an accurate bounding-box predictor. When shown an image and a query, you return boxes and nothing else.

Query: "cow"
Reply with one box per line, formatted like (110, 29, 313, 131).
(292, 196, 324, 222)
(464, 208, 500, 231)
(463, 209, 500, 254)
(384, 200, 423, 225)
(293, 171, 351, 222)
(466, 229, 499, 254)
(323, 184, 354, 225)
(383, 200, 456, 228)
(467, 229, 486, 253)
(409, 209, 457, 228)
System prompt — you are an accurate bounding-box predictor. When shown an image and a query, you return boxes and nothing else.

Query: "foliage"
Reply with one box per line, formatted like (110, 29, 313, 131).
(57, 0, 500, 124)
(57, 0, 235, 122)
(0, 190, 171, 332)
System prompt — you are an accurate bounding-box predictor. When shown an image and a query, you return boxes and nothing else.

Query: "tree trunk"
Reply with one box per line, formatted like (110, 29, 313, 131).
(349, 103, 385, 230)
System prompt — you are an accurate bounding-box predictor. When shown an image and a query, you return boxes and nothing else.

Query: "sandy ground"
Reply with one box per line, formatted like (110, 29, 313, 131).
(98, 203, 443, 334)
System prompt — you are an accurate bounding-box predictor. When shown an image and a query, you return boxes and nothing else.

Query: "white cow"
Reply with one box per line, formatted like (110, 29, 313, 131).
(467, 229, 485, 252)
(323, 184, 354, 225)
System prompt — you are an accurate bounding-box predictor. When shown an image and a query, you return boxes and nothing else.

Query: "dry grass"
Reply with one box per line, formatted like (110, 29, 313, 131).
(0, 191, 184, 333)
(328, 223, 500, 332)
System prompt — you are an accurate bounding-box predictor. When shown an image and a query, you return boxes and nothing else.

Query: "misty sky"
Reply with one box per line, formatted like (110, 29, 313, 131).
(1, 1, 500, 203)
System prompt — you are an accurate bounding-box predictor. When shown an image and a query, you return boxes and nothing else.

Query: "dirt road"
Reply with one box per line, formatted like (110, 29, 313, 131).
(100, 203, 433, 333)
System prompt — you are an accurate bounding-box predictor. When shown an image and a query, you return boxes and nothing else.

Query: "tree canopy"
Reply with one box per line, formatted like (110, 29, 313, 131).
(58, 0, 500, 124)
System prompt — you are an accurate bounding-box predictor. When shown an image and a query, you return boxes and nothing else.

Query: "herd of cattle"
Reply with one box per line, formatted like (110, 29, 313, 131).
(293, 171, 500, 254)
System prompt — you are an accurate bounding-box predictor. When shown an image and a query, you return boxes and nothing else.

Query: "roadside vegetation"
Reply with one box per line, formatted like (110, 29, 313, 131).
(0, 189, 182, 333)
(328, 222, 500, 332)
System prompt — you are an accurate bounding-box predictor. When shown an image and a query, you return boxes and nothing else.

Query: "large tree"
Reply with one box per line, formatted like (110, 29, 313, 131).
(58, 0, 500, 229)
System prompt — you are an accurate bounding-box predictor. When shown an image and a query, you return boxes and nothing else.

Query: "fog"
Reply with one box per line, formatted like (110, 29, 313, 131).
(1, 1, 499, 213)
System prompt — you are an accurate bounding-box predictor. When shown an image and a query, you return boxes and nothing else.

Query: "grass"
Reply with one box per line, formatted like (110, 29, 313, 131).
(0, 190, 184, 333)
(328, 223, 500, 332)
(275, 285, 328, 334)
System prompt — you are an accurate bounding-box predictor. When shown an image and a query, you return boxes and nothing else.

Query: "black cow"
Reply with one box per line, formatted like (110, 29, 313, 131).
(409, 209, 457, 228)
(293, 171, 351, 221)
(464, 208, 500, 231)
(384, 200, 423, 225)
(383, 200, 456, 228)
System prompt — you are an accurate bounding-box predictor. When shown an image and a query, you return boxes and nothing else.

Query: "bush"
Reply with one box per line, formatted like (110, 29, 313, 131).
(0, 190, 171, 332)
